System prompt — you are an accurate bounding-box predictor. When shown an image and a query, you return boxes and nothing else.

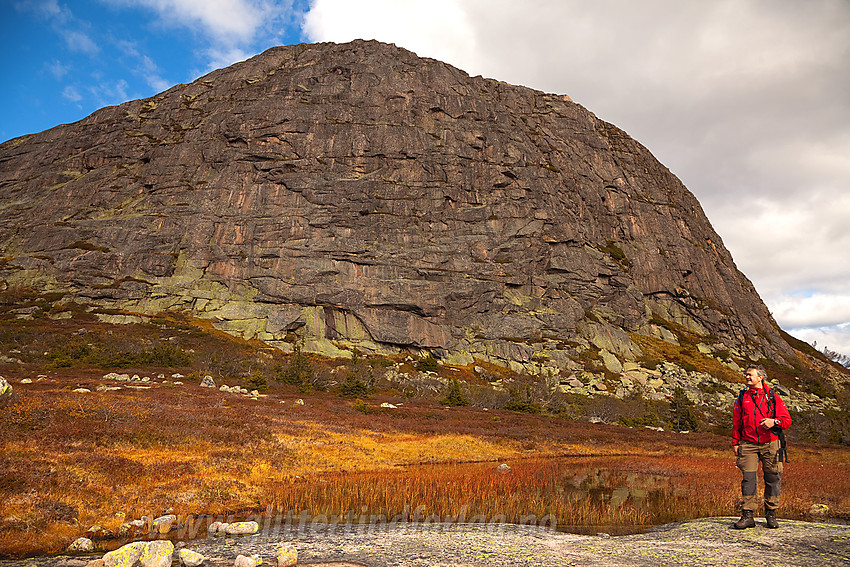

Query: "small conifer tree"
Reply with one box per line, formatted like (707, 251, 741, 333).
(441, 377, 470, 406)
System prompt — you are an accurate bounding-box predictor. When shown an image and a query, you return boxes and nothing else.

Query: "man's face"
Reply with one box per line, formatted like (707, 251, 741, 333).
(745, 369, 763, 390)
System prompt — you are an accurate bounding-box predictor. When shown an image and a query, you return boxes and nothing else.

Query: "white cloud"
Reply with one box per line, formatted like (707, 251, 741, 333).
(303, 0, 478, 69)
(139, 55, 172, 92)
(16, 0, 100, 54)
(62, 85, 82, 102)
(772, 293, 850, 330)
(46, 59, 70, 80)
(788, 323, 850, 360)
(88, 79, 130, 107)
(63, 29, 100, 54)
(203, 46, 253, 72)
(109, 0, 277, 44)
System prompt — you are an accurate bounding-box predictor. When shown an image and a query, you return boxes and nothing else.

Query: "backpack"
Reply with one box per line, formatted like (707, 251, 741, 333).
(736, 387, 788, 462)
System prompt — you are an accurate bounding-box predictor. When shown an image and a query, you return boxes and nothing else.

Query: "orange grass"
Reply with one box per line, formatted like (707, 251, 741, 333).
(1, 374, 849, 557)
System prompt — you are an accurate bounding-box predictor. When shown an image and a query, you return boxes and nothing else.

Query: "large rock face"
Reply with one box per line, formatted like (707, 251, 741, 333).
(0, 40, 796, 369)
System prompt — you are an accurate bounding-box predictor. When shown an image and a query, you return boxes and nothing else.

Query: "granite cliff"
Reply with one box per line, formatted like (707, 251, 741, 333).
(0, 40, 801, 374)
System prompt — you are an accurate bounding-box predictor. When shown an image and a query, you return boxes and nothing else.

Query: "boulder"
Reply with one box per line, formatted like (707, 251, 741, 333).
(233, 555, 262, 567)
(0, 377, 11, 400)
(139, 541, 174, 567)
(809, 503, 830, 516)
(86, 525, 113, 539)
(207, 521, 227, 535)
(103, 541, 147, 567)
(225, 521, 259, 535)
(20, 378, 33, 384)
(118, 519, 146, 537)
(178, 549, 205, 567)
(200, 375, 216, 388)
(151, 514, 177, 534)
(497, 463, 511, 473)
(73, 388, 91, 393)
(277, 545, 297, 567)
(599, 350, 623, 374)
(68, 537, 94, 552)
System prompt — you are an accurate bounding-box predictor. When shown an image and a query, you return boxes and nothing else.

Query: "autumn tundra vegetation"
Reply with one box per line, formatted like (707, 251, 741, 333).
(1, 307, 848, 558)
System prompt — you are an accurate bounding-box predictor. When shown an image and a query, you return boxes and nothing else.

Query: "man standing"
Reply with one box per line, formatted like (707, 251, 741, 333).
(732, 364, 792, 529)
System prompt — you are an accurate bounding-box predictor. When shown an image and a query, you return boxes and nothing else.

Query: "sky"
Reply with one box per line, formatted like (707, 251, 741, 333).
(2, 0, 849, 357)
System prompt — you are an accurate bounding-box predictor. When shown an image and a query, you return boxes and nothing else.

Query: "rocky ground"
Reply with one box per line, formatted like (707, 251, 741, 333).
(6, 518, 848, 567)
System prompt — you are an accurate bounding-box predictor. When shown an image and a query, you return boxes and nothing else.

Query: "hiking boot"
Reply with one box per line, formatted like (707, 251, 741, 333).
(765, 509, 779, 529)
(733, 509, 755, 529)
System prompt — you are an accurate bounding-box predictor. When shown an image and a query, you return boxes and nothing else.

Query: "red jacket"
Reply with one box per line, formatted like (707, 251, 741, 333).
(732, 386, 792, 445)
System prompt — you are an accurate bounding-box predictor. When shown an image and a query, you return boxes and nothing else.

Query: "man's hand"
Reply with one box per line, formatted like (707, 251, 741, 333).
(733, 445, 739, 456)
(760, 418, 777, 429)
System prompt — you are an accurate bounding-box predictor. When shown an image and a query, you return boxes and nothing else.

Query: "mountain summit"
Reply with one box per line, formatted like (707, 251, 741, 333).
(0, 40, 799, 372)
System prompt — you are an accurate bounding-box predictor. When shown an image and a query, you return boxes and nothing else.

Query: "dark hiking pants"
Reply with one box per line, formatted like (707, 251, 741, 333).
(737, 439, 783, 511)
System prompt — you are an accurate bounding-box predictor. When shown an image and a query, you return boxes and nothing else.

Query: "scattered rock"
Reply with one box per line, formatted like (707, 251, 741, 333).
(121, 518, 147, 535)
(208, 522, 228, 535)
(233, 554, 262, 567)
(380, 402, 398, 409)
(225, 521, 259, 535)
(140, 541, 174, 567)
(809, 503, 830, 516)
(172, 373, 184, 379)
(68, 537, 94, 552)
(86, 525, 113, 539)
(103, 541, 147, 567)
(178, 549, 205, 567)
(73, 388, 91, 393)
(497, 463, 511, 473)
(21, 378, 33, 384)
(277, 545, 297, 567)
(151, 514, 177, 534)
(0, 377, 12, 400)
(200, 376, 216, 388)
(294, 399, 304, 405)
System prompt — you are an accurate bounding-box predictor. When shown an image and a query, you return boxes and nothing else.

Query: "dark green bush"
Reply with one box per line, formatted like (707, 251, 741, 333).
(339, 374, 372, 398)
(352, 398, 371, 414)
(245, 371, 268, 392)
(669, 386, 700, 432)
(440, 377, 470, 407)
(275, 343, 314, 393)
(415, 354, 439, 373)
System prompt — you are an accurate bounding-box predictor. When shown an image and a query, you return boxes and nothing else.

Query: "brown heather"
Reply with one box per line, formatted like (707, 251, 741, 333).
(1, 370, 849, 557)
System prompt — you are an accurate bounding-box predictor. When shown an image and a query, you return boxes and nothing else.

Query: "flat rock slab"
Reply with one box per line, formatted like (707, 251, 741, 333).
(11, 518, 848, 567)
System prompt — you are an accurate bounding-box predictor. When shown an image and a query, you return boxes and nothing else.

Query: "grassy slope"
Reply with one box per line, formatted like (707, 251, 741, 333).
(1, 312, 848, 557)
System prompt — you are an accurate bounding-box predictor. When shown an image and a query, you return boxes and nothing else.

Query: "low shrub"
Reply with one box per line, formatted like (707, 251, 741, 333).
(245, 371, 268, 392)
(415, 355, 439, 373)
(440, 377, 470, 407)
(275, 343, 314, 393)
(339, 374, 372, 398)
